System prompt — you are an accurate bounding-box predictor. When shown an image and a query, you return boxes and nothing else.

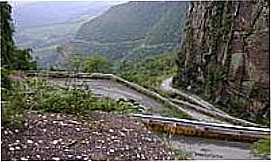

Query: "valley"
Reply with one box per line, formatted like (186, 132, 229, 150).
(12, 1, 121, 68)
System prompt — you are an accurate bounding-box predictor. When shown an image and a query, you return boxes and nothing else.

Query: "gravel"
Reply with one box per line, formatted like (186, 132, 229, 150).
(1, 111, 175, 161)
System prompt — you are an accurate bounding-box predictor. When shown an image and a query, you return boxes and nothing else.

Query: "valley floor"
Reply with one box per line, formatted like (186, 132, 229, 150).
(1, 111, 175, 161)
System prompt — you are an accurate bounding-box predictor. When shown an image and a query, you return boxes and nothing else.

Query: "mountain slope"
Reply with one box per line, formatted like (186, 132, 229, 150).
(70, 1, 187, 61)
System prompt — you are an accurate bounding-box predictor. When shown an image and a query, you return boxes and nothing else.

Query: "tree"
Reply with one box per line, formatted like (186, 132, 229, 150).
(1, 2, 36, 70)
(0, 2, 14, 69)
(82, 55, 109, 73)
(1, 2, 37, 89)
(11, 48, 37, 70)
(68, 54, 83, 72)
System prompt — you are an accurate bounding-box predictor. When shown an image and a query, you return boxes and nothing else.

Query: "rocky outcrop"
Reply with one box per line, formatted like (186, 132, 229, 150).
(174, 0, 270, 125)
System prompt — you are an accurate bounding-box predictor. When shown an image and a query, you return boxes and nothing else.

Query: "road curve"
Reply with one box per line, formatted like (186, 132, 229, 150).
(161, 77, 260, 127)
(47, 77, 224, 123)
(27, 72, 269, 159)
(49, 78, 165, 113)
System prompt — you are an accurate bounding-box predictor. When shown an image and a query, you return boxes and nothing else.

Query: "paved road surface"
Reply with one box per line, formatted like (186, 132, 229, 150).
(47, 77, 262, 160)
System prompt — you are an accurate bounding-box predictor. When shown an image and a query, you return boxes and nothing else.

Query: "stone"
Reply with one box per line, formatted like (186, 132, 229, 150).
(27, 140, 33, 144)
(109, 149, 115, 153)
(52, 157, 60, 161)
(20, 157, 28, 161)
(52, 140, 58, 145)
(9, 147, 15, 151)
(67, 155, 73, 158)
(76, 155, 82, 159)
(15, 146, 21, 150)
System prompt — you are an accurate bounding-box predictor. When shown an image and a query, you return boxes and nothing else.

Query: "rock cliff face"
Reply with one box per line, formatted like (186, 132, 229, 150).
(174, 0, 270, 124)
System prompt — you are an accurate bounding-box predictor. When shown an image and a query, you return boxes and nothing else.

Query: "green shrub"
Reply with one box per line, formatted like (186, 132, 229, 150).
(2, 81, 27, 127)
(2, 78, 141, 127)
(253, 139, 271, 156)
(82, 55, 110, 73)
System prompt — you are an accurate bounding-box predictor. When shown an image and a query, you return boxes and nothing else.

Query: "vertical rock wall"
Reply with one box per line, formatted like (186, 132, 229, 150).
(174, 0, 270, 124)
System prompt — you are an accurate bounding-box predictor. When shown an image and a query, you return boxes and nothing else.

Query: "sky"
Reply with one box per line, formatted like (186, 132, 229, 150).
(7, 0, 188, 3)
(8, 0, 129, 3)
(8, 0, 129, 5)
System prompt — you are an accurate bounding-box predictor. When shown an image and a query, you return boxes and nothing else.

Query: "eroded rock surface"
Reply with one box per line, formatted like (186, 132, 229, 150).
(174, 0, 270, 124)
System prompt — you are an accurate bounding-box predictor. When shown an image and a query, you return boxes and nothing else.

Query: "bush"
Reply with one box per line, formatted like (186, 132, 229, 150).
(253, 139, 271, 156)
(2, 81, 27, 127)
(2, 78, 141, 127)
(82, 55, 110, 73)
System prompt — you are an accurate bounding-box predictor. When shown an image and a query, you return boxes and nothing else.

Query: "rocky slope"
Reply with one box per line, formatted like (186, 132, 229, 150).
(174, 0, 270, 125)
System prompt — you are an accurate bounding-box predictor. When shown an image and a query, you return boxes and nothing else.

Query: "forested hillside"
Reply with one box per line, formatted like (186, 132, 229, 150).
(117, 52, 177, 92)
(67, 1, 187, 62)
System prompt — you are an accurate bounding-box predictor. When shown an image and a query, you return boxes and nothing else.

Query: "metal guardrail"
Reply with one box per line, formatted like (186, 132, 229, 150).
(132, 114, 270, 142)
(160, 77, 261, 127)
(133, 114, 270, 132)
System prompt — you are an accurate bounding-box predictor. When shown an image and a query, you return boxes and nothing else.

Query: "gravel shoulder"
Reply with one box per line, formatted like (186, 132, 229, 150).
(1, 111, 175, 161)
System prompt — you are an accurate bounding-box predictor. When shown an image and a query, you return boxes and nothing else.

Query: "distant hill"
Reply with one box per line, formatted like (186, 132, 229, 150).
(12, 1, 119, 29)
(70, 1, 187, 61)
(12, 1, 120, 68)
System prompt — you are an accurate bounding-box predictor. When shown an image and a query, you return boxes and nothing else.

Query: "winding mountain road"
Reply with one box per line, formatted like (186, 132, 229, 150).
(27, 72, 269, 160)
(160, 77, 260, 127)
(48, 78, 223, 123)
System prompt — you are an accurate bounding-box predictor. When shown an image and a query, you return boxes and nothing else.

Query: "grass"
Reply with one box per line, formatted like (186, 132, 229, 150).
(253, 139, 271, 156)
(2, 78, 142, 127)
(160, 132, 191, 160)
(173, 149, 192, 160)
(146, 106, 190, 119)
